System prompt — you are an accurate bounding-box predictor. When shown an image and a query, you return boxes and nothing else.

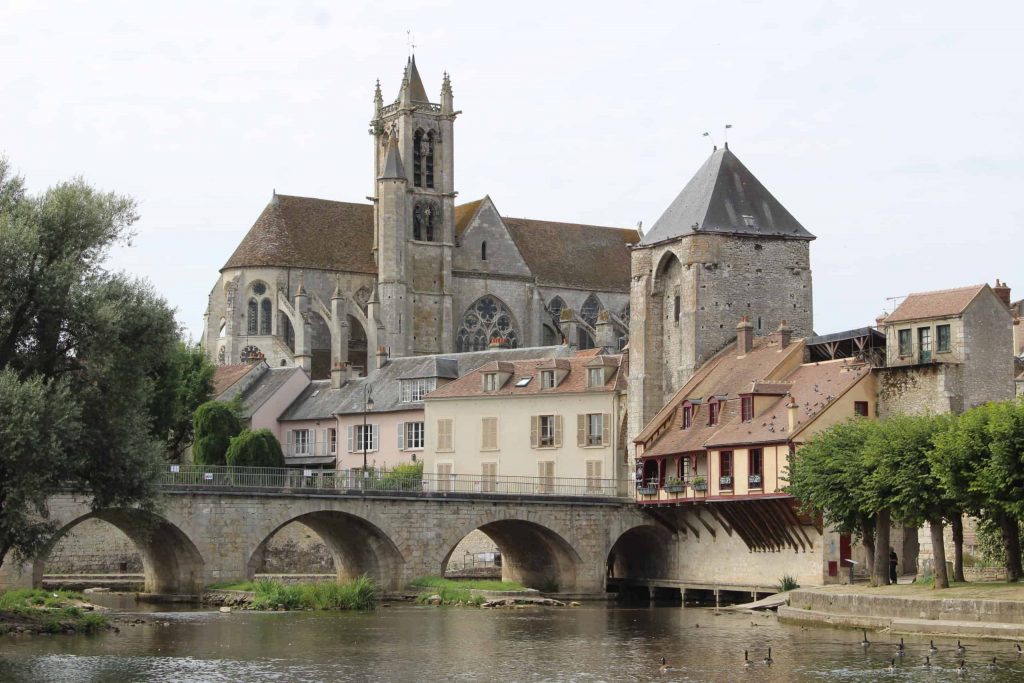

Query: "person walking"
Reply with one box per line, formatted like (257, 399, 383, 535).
(889, 548, 898, 584)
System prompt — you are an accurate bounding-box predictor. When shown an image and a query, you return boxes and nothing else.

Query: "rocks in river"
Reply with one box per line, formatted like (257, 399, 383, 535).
(426, 594, 443, 605)
(83, 587, 110, 594)
(481, 597, 566, 608)
(219, 606, 232, 614)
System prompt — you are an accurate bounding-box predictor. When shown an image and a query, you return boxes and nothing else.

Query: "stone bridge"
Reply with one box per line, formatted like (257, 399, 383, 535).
(0, 488, 673, 597)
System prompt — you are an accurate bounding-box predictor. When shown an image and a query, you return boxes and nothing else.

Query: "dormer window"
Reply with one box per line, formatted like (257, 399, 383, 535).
(541, 370, 556, 389)
(741, 395, 753, 422)
(484, 373, 499, 391)
(587, 367, 604, 388)
(708, 397, 721, 426)
(681, 403, 693, 429)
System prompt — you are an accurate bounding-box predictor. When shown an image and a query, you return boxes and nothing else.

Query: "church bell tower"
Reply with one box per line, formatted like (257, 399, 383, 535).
(370, 56, 457, 357)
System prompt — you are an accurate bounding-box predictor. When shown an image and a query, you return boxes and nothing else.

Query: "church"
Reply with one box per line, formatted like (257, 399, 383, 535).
(202, 56, 638, 378)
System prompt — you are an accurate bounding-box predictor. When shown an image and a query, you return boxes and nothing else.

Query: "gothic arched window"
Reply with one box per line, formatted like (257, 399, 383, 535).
(580, 294, 602, 327)
(413, 201, 439, 242)
(412, 129, 435, 189)
(425, 131, 435, 188)
(260, 298, 272, 335)
(547, 296, 566, 321)
(456, 296, 520, 352)
(413, 129, 424, 187)
(481, 241, 487, 261)
(247, 298, 259, 335)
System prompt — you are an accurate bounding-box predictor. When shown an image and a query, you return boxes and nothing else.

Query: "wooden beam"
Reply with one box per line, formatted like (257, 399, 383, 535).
(763, 499, 804, 552)
(728, 501, 770, 551)
(704, 504, 734, 536)
(717, 503, 759, 551)
(737, 500, 779, 552)
(691, 508, 717, 539)
(779, 499, 815, 548)
(641, 506, 684, 537)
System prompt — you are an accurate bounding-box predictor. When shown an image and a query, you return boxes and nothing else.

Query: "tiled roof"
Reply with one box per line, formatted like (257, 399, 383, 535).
(213, 363, 260, 396)
(641, 147, 815, 246)
(886, 284, 987, 323)
(645, 401, 740, 458)
(503, 218, 639, 292)
(219, 365, 306, 419)
(707, 361, 870, 447)
(222, 194, 376, 273)
(427, 354, 625, 399)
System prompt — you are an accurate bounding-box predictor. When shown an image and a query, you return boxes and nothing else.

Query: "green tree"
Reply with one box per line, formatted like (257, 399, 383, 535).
(0, 156, 179, 568)
(932, 400, 1024, 582)
(152, 341, 215, 461)
(864, 414, 953, 587)
(225, 429, 285, 468)
(785, 419, 878, 578)
(192, 401, 242, 466)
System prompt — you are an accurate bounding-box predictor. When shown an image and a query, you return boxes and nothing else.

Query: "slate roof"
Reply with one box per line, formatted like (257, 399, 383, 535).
(279, 345, 575, 421)
(503, 218, 640, 292)
(222, 194, 376, 273)
(641, 147, 815, 246)
(886, 284, 987, 323)
(427, 354, 625, 399)
(405, 55, 430, 103)
(218, 365, 306, 420)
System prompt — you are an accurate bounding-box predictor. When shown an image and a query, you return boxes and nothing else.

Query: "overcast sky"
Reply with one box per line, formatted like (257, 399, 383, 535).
(2, 1, 1021, 341)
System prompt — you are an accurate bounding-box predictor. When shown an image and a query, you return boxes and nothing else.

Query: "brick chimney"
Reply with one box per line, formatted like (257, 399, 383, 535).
(993, 279, 1011, 307)
(875, 312, 889, 332)
(375, 345, 389, 370)
(786, 394, 799, 433)
(777, 320, 792, 349)
(736, 316, 754, 355)
(331, 361, 350, 389)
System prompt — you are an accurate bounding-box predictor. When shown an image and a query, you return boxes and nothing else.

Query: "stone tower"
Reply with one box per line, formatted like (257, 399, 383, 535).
(627, 145, 815, 451)
(370, 56, 458, 357)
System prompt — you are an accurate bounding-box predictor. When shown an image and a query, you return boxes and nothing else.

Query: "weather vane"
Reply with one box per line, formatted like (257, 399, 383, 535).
(407, 30, 416, 57)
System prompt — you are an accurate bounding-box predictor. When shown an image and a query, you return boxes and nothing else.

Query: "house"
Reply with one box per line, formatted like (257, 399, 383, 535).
(422, 352, 628, 493)
(212, 361, 309, 436)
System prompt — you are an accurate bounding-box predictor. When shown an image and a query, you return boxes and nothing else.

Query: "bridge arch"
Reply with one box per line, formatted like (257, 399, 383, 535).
(441, 518, 583, 593)
(606, 524, 677, 581)
(34, 509, 205, 595)
(249, 511, 406, 590)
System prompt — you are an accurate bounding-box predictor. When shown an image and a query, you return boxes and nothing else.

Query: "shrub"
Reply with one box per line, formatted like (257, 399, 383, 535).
(226, 429, 285, 468)
(79, 613, 109, 634)
(379, 462, 424, 491)
(248, 577, 376, 611)
(778, 575, 799, 591)
(193, 401, 242, 466)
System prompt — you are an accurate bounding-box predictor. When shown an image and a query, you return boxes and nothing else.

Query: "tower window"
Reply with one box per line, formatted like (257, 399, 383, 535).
(481, 241, 487, 261)
(260, 298, 272, 335)
(413, 201, 439, 242)
(425, 131, 435, 188)
(674, 295, 681, 322)
(247, 298, 259, 335)
(413, 130, 424, 187)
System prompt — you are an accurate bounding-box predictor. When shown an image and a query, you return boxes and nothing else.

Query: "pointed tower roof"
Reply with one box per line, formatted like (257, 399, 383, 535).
(379, 135, 406, 179)
(641, 146, 814, 245)
(406, 55, 430, 103)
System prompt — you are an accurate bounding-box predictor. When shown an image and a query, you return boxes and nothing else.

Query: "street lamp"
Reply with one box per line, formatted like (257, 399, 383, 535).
(362, 384, 374, 486)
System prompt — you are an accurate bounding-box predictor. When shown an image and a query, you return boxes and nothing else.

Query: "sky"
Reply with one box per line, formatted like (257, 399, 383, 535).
(2, 0, 1022, 341)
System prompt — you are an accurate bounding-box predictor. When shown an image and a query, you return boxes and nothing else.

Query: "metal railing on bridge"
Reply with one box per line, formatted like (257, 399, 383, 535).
(159, 464, 629, 499)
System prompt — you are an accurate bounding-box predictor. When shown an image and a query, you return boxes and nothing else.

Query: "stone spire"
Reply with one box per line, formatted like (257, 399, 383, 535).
(373, 78, 383, 115)
(379, 134, 406, 180)
(406, 55, 430, 103)
(441, 71, 453, 114)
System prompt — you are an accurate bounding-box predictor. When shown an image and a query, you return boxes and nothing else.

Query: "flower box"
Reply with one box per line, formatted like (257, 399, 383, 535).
(748, 474, 762, 487)
(719, 475, 733, 488)
(665, 484, 686, 494)
(637, 486, 658, 496)
(691, 479, 708, 492)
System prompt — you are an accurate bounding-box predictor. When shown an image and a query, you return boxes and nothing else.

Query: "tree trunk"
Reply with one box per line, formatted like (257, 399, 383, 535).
(860, 517, 875, 577)
(929, 518, 949, 589)
(1000, 514, 1023, 582)
(872, 508, 891, 586)
(950, 515, 965, 583)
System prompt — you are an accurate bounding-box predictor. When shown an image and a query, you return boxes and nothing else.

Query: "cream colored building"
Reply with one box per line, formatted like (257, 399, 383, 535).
(423, 354, 627, 492)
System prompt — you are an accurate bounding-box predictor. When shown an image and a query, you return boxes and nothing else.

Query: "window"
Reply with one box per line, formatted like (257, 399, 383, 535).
(412, 129, 435, 188)
(515, 377, 532, 387)
(348, 424, 378, 453)
(719, 451, 733, 490)
(937, 324, 951, 353)
(679, 455, 692, 482)
(708, 398, 720, 426)
(481, 417, 498, 450)
(580, 294, 601, 327)
(292, 429, 309, 456)
(681, 404, 692, 429)
(328, 428, 337, 454)
(748, 448, 763, 487)
(436, 418, 453, 452)
(898, 328, 912, 357)
(532, 415, 561, 448)
(537, 461, 555, 493)
(587, 367, 604, 388)
(248, 298, 259, 335)
(854, 401, 869, 417)
(547, 297, 565, 320)
(425, 131, 435, 188)
(541, 370, 556, 389)
(674, 294, 681, 322)
(586, 460, 603, 493)
(401, 378, 436, 402)
(413, 201, 439, 241)
(918, 326, 932, 362)
(399, 421, 424, 450)
(481, 462, 497, 492)
(413, 129, 424, 187)
(484, 373, 500, 391)
(456, 296, 520, 352)
(741, 395, 753, 422)
(578, 413, 609, 447)
(260, 299, 272, 335)
(481, 241, 487, 261)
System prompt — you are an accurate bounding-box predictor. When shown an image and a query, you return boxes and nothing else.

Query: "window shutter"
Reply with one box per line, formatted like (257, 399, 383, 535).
(347, 426, 353, 453)
(530, 416, 539, 448)
(371, 424, 379, 451)
(553, 415, 562, 447)
(397, 422, 405, 451)
(577, 414, 585, 447)
(286, 430, 293, 456)
(602, 413, 611, 446)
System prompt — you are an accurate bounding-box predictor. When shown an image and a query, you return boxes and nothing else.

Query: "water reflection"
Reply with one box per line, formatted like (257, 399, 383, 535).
(2, 604, 1024, 682)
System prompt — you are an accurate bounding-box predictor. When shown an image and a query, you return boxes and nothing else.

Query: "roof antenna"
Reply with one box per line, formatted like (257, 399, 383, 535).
(724, 123, 733, 149)
(885, 295, 906, 313)
(406, 29, 415, 58)
(702, 131, 717, 151)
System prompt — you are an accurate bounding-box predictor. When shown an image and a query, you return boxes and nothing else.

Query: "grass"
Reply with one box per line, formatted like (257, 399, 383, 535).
(0, 589, 109, 634)
(410, 577, 529, 606)
(243, 576, 376, 611)
(778, 574, 800, 592)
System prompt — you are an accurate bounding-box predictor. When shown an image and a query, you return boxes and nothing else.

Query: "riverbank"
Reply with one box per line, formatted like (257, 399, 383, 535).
(0, 589, 112, 635)
(778, 583, 1024, 641)
(202, 577, 375, 611)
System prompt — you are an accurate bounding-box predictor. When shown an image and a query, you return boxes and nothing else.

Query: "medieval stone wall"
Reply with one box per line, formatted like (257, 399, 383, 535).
(962, 292, 1015, 408)
(875, 364, 961, 418)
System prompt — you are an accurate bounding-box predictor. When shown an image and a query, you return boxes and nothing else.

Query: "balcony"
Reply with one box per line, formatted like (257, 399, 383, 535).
(285, 440, 337, 465)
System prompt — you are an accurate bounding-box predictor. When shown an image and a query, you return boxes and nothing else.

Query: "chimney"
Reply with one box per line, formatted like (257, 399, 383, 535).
(736, 316, 754, 355)
(331, 361, 350, 390)
(786, 394, 799, 433)
(875, 312, 889, 332)
(777, 320, 792, 349)
(375, 345, 389, 370)
(993, 279, 1011, 307)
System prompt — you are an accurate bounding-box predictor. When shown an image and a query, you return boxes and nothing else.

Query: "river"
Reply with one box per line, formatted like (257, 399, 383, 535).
(1, 600, 1022, 682)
